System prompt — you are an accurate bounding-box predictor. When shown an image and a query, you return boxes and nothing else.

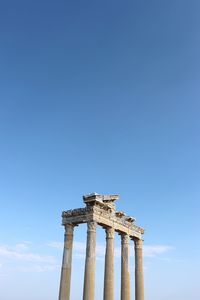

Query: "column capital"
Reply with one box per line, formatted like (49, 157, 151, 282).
(121, 233, 129, 244)
(64, 224, 74, 235)
(134, 238, 143, 249)
(105, 227, 115, 239)
(87, 221, 97, 232)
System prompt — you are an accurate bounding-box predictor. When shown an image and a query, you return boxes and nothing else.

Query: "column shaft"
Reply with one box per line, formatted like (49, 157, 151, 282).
(59, 224, 74, 300)
(83, 221, 96, 300)
(134, 239, 144, 300)
(121, 234, 131, 300)
(103, 227, 115, 300)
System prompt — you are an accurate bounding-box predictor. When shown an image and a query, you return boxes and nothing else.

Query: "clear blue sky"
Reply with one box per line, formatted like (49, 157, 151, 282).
(0, 0, 199, 299)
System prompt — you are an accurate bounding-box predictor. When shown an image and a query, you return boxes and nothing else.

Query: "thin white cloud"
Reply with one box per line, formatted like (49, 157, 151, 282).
(0, 242, 56, 270)
(0, 240, 173, 275)
(48, 241, 106, 257)
(14, 264, 60, 273)
(0, 244, 55, 264)
(48, 240, 173, 259)
(0, 243, 57, 273)
(14, 242, 31, 251)
(47, 241, 63, 249)
(143, 245, 174, 257)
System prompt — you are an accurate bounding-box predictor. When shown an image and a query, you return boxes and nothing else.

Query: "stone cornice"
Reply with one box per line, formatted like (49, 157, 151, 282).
(62, 197, 144, 239)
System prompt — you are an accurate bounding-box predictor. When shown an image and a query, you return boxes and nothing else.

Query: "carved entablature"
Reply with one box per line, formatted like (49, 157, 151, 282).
(62, 193, 144, 239)
(116, 211, 125, 218)
(62, 208, 88, 218)
(125, 216, 135, 223)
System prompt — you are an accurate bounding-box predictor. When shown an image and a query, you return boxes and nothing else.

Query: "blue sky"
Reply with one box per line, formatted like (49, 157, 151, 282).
(0, 0, 200, 299)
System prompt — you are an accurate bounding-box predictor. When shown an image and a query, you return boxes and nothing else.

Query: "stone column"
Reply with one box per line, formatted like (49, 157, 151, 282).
(83, 221, 97, 300)
(134, 239, 144, 300)
(59, 224, 74, 300)
(103, 227, 115, 300)
(121, 234, 131, 300)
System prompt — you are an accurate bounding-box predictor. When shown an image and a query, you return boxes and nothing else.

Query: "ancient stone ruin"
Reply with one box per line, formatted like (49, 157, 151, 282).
(59, 193, 144, 300)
